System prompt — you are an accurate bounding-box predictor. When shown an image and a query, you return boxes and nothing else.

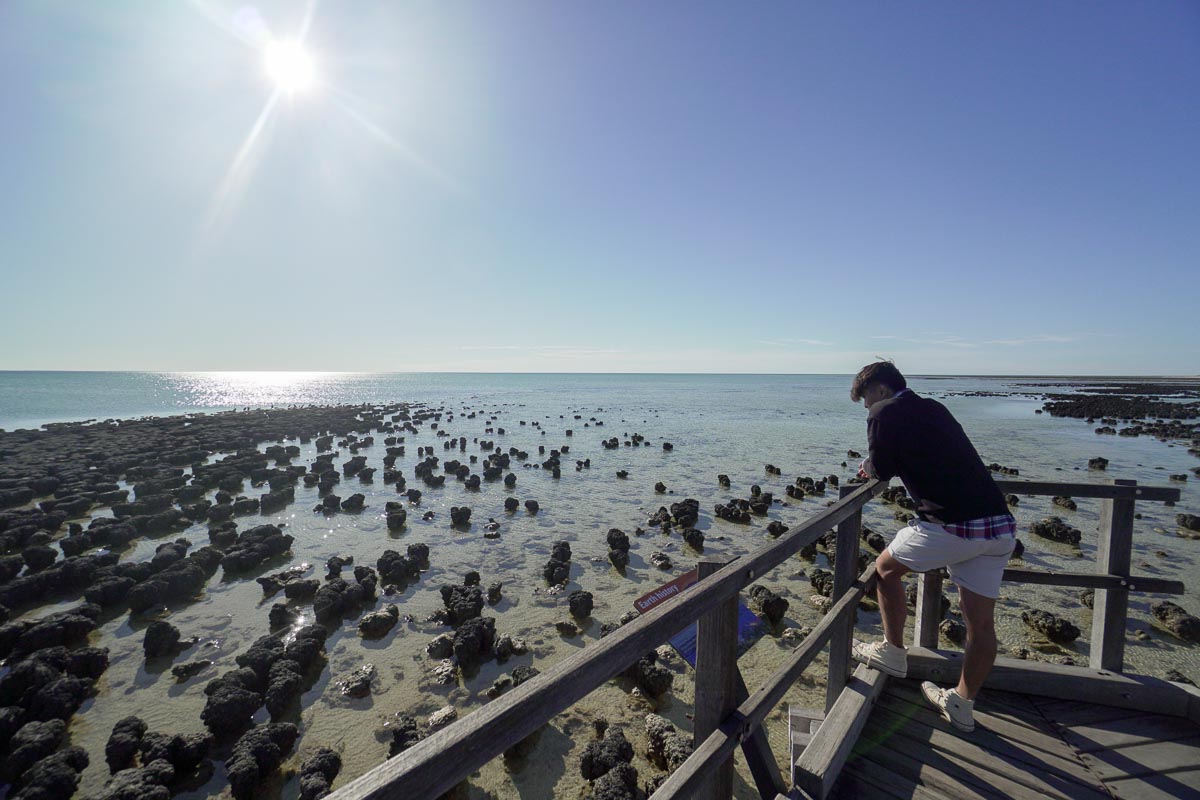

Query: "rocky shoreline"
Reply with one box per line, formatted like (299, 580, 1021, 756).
(0, 391, 1197, 800)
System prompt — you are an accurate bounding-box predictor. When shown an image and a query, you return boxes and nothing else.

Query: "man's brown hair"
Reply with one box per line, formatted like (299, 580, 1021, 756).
(850, 360, 907, 402)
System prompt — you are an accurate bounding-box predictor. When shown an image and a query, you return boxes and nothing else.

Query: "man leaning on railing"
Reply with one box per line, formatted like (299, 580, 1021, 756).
(848, 361, 1016, 733)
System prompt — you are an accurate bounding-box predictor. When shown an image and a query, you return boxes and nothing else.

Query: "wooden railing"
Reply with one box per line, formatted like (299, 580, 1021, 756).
(326, 477, 1183, 800)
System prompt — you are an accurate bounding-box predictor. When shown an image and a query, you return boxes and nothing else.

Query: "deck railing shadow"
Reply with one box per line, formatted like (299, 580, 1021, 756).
(325, 477, 1188, 800)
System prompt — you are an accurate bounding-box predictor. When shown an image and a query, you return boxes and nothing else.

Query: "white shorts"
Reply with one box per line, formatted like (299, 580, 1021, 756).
(887, 520, 1015, 599)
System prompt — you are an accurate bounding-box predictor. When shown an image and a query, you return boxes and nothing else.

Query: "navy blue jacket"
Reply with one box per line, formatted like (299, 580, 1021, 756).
(864, 390, 1009, 525)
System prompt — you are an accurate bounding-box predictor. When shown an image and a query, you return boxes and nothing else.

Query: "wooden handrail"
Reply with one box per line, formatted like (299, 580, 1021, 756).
(1002, 568, 1184, 594)
(327, 476, 1183, 800)
(992, 479, 1180, 503)
(325, 480, 889, 800)
(650, 566, 878, 800)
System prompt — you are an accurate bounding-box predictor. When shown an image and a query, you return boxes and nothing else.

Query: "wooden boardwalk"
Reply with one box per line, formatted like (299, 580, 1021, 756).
(830, 677, 1200, 800)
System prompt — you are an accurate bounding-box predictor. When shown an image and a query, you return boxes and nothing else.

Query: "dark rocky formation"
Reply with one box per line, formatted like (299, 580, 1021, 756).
(8, 745, 89, 800)
(0, 602, 101, 659)
(200, 669, 264, 737)
(142, 620, 184, 659)
(1052, 495, 1077, 511)
(452, 616, 496, 667)
(748, 585, 789, 624)
(645, 713, 692, 771)
(377, 549, 421, 587)
(298, 747, 343, 800)
(580, 727, 634, 781)
(622, 652, 672, 698)
(359, 604, 400, 638)
(220, 524, 294, 574)
(138, 729, 213, 775)
(1151, 601, 1200, 643)
(939, 618, 967, 645)
(256, 564, 313, 596)
(105, 716, 147, 773)
(713, 501, 751, 524)
(312, 569, 378, 622)
(569, 590, 594, 619)
(440, 585, 483, 625)
(4, 718, 67, 783)
(861, 528, 886, 554)
(1178, 514, 1200, 533)
(808, 568, 834, 598)
(382, 502, 407, 531)
(171, 660, 213, 682)
(544, 541, 572, 585)
(1021, 609, 1080, 644)
(336, 664, 375, 699)
(387, 714, 424, 758)
(1030, 517, 1082, 545)
(225, 723, 299, 800)
(87, 754, 153, 799)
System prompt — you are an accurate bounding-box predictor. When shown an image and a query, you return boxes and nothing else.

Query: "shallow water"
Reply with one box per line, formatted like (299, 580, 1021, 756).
(1, 373, 1197, 799)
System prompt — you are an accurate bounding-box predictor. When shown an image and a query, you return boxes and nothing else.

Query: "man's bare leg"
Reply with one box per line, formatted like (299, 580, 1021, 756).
(874, 550, 912, 648)
(956, 584, 997, 700)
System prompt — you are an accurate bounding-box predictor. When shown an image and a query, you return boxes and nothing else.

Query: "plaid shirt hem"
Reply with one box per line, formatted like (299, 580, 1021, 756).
(943, 513, 1017, 540)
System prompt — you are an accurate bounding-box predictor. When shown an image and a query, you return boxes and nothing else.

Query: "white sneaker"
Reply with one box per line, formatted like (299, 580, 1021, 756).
(921, 681, 975, 732)
(851, 639, 907, 678)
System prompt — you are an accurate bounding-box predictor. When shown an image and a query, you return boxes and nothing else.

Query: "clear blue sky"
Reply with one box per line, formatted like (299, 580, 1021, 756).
(2, 2, 1197, 374)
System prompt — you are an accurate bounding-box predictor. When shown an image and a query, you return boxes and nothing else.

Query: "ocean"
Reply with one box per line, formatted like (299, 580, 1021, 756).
(0, 371, 1196, 799)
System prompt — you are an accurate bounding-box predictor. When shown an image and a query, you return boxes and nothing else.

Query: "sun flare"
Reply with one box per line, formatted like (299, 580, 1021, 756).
(263, 40, 314, 93)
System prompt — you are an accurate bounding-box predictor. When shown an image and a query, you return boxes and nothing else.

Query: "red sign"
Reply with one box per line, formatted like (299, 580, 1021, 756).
(634, 569, 698, 613)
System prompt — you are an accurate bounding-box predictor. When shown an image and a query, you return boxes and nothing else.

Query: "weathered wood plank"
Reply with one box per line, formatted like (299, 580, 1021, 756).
(1001, 568, 1184, 595)
(885, 677, 1048, 728)
(1103, 767, 1200, 800)
(788, 706, 824, 747)
(1092, 479, 1136, 671)
(1060, 712, 1200, 753)
(913, 571, 943, 648)
(1079, 735, 1200, 782)
(860, 715, 1112, 800)
(991, 480, 1179, 503)
(694, 561, 737, 800)
(847, 751, 1003, 800)
(650, 565, 880, 800)
(880, 683, 1082, 759)
(1032, 698, 1148, 728)
(1179, 676, 1200, 726)
(905, 647, 1191, 717)
(826, 488, 862, 710)
(834, 755, 961, 800)
(795, 664, 887, 799)
(868, 703, 1106, 790)
(851, 726, 1072, 800)
(734, 670, 788, 799)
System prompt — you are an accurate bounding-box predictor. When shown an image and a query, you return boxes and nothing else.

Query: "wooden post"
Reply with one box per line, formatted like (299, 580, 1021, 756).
(1091, 478, 1136, 671)
(734, 671, 788, 799)
(913, 570, 943, 649)
(695, 561, 737, 800)
(826, 486, 862, 711)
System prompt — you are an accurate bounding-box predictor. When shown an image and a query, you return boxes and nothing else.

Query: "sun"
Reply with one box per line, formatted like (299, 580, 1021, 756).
(263, 40, 315, 94)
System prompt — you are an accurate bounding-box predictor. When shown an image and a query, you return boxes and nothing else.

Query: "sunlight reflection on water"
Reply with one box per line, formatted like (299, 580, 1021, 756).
(166, 371, 349, 408)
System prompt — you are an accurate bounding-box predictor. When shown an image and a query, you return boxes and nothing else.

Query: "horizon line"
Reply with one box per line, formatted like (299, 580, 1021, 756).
(1, 369, 1197, 380)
